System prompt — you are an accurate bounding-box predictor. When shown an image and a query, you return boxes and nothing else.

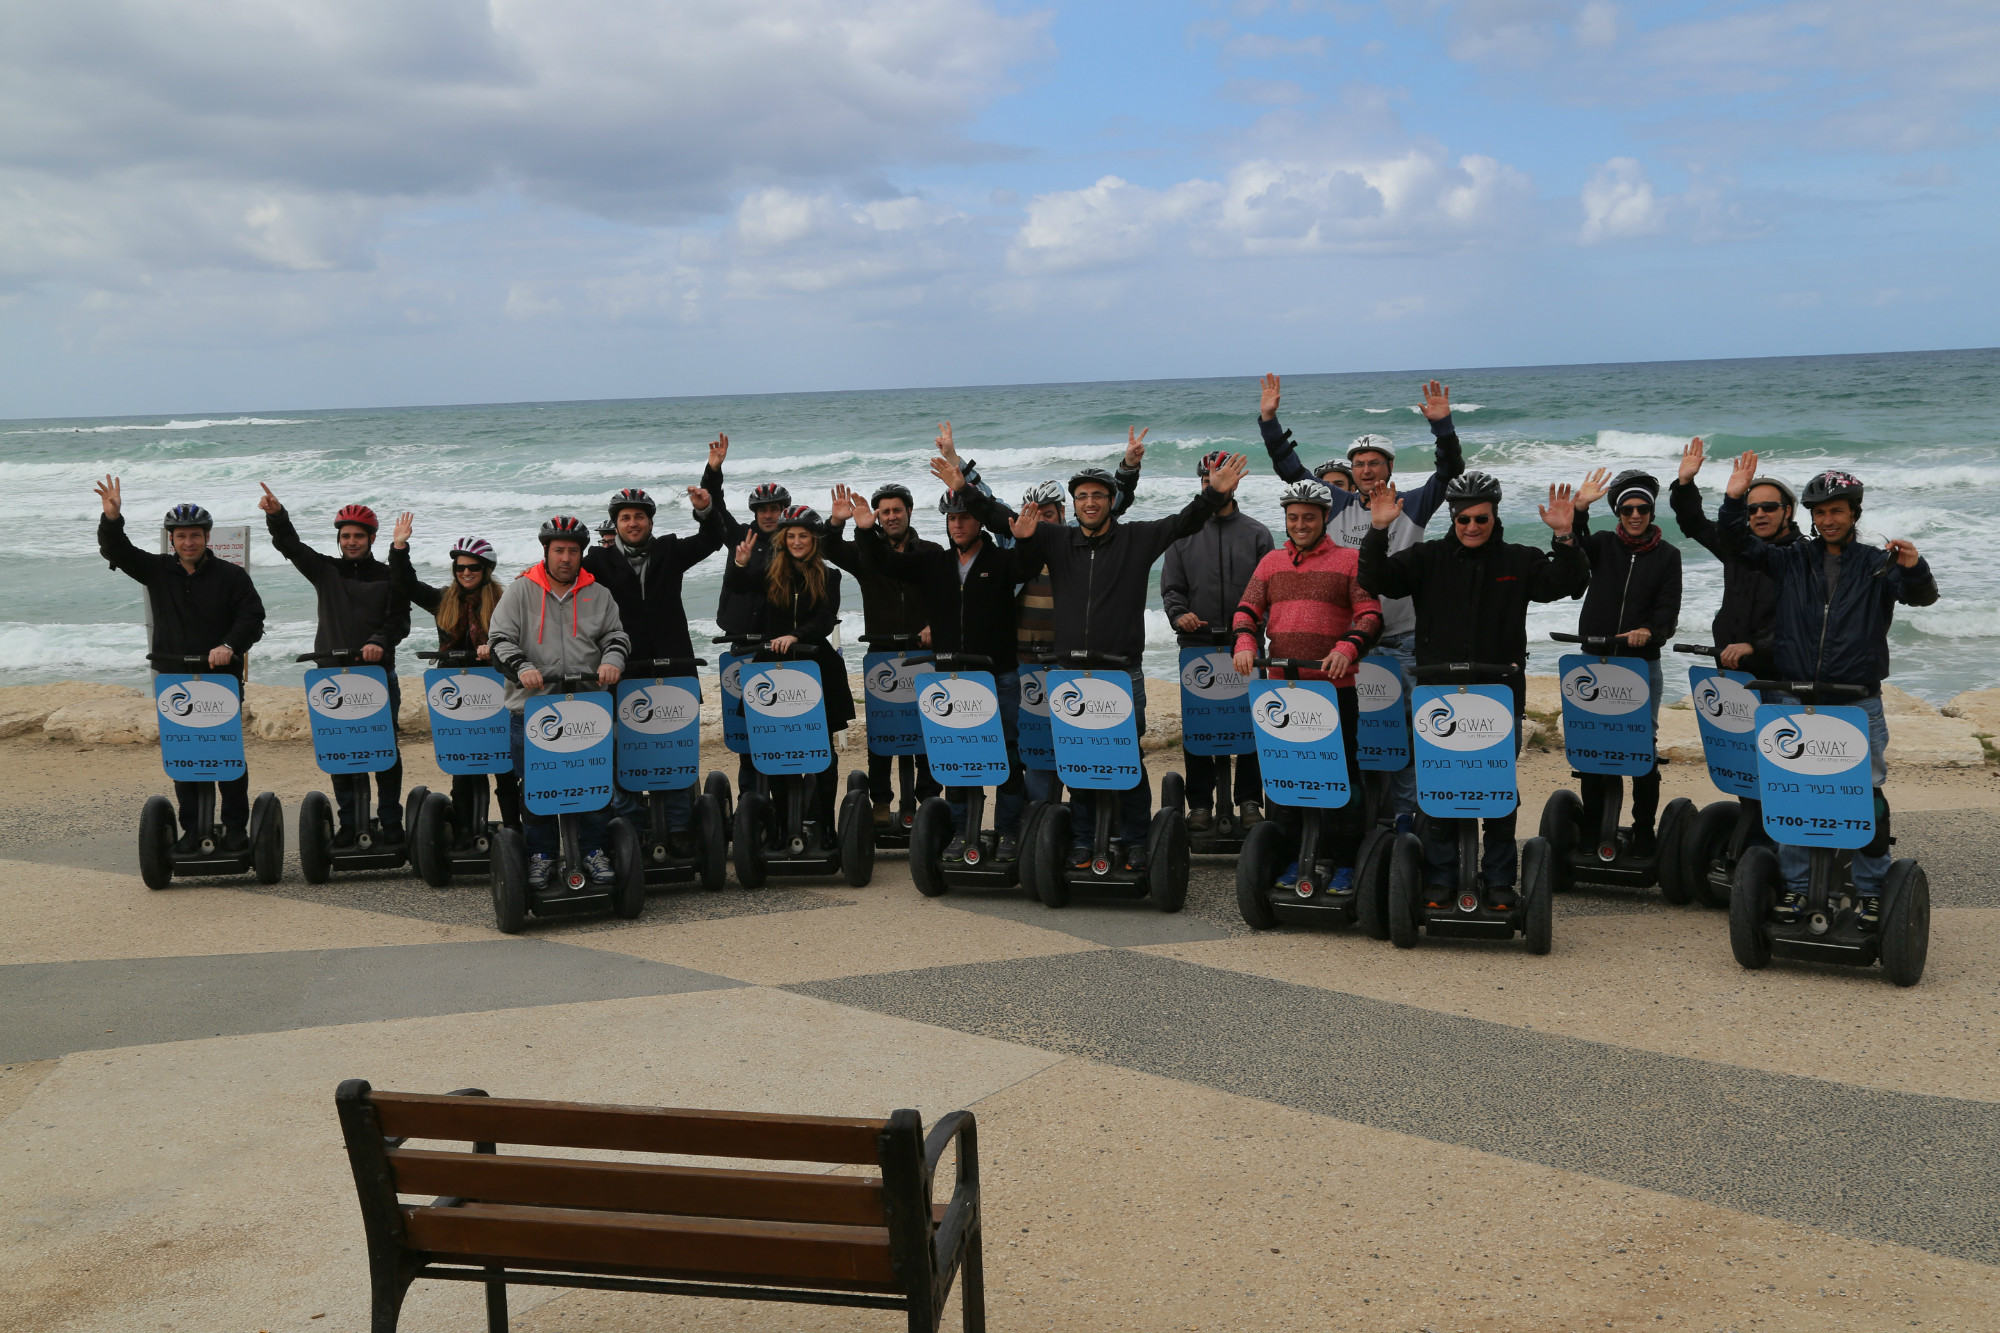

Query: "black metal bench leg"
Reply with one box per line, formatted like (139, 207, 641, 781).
(960, 1222, 986, 1333)
(484, 1269, 509, 1333)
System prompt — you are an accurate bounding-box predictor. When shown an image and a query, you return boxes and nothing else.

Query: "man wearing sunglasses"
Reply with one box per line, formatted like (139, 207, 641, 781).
(1667, 436, 1799, 676)
(1569, 468, 1683, 857)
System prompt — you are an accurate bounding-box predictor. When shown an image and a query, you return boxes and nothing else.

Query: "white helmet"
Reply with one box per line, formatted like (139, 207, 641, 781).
(1348, 434, 1396, 463)
(1279, 479, 1335, 510)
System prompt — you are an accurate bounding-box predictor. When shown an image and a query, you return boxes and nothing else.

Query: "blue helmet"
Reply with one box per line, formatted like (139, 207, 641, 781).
(163, 503, 213, 532)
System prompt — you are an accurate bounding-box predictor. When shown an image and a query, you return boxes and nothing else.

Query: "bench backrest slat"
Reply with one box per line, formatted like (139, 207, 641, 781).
(371, 1092, 885, 1164)
(388, 1148, 887, 1227)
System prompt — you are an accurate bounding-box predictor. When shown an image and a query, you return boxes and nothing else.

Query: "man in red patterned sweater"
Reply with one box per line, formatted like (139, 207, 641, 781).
(1231, 478, 1384, 891)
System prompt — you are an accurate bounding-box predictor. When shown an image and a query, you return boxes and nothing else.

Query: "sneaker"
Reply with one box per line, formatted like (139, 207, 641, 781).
(528, 853, 553, 890)
(333, 826, 359, 850)
(222, 826, 251, 855)
(1276, 861, 1300, 889)
(585, 850, 615, 885)
(1857, 896, 1882, 929)
(1773, 890, 1806, 923)
(942, 836, 968, 863)
(1124, 844, 1148, 873)
(379, 821, 406, 847)
(174, 831, 202, 854)
(1328, 866, 1354, 893)
(1070, 844, 1094, 870)
(872, 801, 892, 828)
(1187, 807, 1214, 833)
(1238, 801, 1264, 826)
(1628, 824, 1656, 859)
(1485, 883, 1518, 909)
(995, 833, 1019, 862)
(1394, 813, 1415, 837)
(667, 830, 696, 858)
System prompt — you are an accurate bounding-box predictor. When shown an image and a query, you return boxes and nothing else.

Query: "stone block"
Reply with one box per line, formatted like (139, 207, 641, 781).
(42, 695, 159, 745)
(1942, 688, 2000, 736)
(0, 682, 142, 738)
(241, 684, 311, 741)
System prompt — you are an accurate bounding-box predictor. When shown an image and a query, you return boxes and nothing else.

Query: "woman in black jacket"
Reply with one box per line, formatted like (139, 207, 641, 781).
(388, 514, 521, 837)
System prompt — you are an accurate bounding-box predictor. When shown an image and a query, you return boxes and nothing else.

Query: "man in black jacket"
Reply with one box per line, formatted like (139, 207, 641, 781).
(258, 482, 412, 845)
(1359, 472, 1590, 892)
(944, 430, 1250, 871)
(1569, 466, 1682, 856)
(1669, 437, 1799, 676)
(96, 478, 266, 852)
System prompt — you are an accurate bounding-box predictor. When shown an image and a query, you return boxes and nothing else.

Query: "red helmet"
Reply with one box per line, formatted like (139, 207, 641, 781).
(334, 504, 378, 533)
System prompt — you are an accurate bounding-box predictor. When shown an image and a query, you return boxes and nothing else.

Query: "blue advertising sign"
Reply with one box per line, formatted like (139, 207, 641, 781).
(1687, 666, 1760, 799)
(915, 670, 1011, 786)
(740, 659, 832, 776)
(718, 651, 751, 755)
(1354, 653, 1411, 772)
(1557, 654, 1655, 776)
(1752, 703, 1875, 850)
(1178, 647, 1253, 757)
(1017, 666, 1054, 771)
(1411, 685, 1518, 819)
(422, 667, 512, 776)
(1247, 679, 1353, 809)
(1046, 669, 1143, 791)
(862, 651, 925, 757)
(304, 666, 399, 775)
(154, 672, 245, 782)
(522, 690, 617, 815)
(615, 675, 702, 793)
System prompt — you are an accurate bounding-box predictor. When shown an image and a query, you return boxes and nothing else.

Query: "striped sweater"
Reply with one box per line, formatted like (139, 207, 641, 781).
(1232, 539, 1383, 684)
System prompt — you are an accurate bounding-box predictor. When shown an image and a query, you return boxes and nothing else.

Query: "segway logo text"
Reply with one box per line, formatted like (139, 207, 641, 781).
(618, 683, 699, 735)
(1692, 673, 1757, 734)
(1414, 693, 1514, 752)
(527, 698, 614, 754)
(156, 679, 240, 728)
(918, 678, 998, 730)
(1180, 652, 1247, 701)
(1354, 659, 1403, 712)
(743, 667, 822, 719)
(1251, 686, 1339, 744)
(426, 674, 505, 722)
(1019, 672, 1047, 713)
(1560, 661, 1649, 716)
(865, 657, 919, 703)
(1048, 677, 1133, 731)
(1757, 710, 1868, 776)
(307, 675, 386, 720)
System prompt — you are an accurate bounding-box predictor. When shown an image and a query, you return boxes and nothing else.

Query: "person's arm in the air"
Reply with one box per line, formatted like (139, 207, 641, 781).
(1399, 381, 1469, 526)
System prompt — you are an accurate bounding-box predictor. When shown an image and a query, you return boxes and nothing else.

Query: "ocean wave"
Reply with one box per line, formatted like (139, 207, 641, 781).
(1363, 408, 1392, 414)
(4, 417, 310, 435)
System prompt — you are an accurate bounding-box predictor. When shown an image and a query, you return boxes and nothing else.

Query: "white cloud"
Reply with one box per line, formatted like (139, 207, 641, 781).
(1008, 176, 1225, 274)
(1579, 156, 1664, 244)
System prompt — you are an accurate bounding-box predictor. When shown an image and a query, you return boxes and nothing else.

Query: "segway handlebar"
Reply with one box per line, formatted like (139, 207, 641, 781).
(1412, 661, 1519, 682)
(1183, 628, 1236, 647)
(1017, 647, 1057, 666)
(417, 649, 486, 667)
(1549, 632, 1623, 654)
(1745, 680, 1871, 704)
(1673, 643, 1719, 658)
(623, 657, 707, 676)
(1059, 650, 1130, 670)
(295, 649, 366, 665)
(860, 632, 925, 648)
(1250, 656, 1325, 674)
(146, 653, 220, 668)
(922, 652, 993, 671)
(711, 633, 765, 648)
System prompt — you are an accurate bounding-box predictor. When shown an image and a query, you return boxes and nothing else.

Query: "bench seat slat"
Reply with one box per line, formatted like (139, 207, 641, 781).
(388, 1148, 886, 1226)
(403, 1202, 900, 1291)
(372, 1093, 884, 1164)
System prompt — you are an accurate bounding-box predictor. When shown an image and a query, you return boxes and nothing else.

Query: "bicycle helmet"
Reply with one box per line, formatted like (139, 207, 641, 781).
(1195, 449, 1232, 478)
(449, 536, 497, 566)
(538, 515, 590, 547)
(1799, 469, 1864, 509)
(776, 505, 823, 533)
(1745, 475, 1798, 509)
(596, 519, 617, 537)
(334, 503, 378, 533)
(1312, 459, 1355, 485)
(1446, 471, 1502, 507)
(1022, 481, 1065, 508)
(1068, 467, 1118, 497)
(870, 483, 915, 510)
(1348, 434, 1396, 463)
(1608, 469, 1660, 508)
(747, 482, 792, 510)
(162, 503, 213, 532)
(936, 489, 970, 516)
(1279, 479, 1335, 510)
(607, 487, 655, 519)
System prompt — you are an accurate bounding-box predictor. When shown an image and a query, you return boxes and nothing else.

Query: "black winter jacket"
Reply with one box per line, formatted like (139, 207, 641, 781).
(862, 529, 1036, 672)
(824, 524, 940, 640)
(720, 559, 855, 730)
(1570, 511, 1681, 662)
(1670, 480, 1797, 678)
(1718, 495, 1939, 693)
(583, 503, 728, 663)
(266, 508, 410, 664)
(100, 515, 266, 674)
(1161, 507, 1275, 645)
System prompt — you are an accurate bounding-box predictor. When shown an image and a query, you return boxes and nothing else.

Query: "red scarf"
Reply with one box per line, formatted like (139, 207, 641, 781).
(1617, 523, 1662, 555)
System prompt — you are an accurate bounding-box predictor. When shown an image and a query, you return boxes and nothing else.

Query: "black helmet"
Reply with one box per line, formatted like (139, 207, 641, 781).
(607, 487, 655, 520)
(1313, 459, 1355, 485)
(870, 483, 914, 510)
(1446, 471, 1502, 507)
(163, 503, 213, 532)
(776, 504, 823, 533)
(1068, 467, 1117, 497)
(1196, 449, 1232, 478)
(1608, 470, 1659, 508)
(1800, 469, 1863, 509)
(596, 518, 617, 537)
(747, 482, 792, 510)
(539, 515, 591, 547)
(936, 489, 970, 516)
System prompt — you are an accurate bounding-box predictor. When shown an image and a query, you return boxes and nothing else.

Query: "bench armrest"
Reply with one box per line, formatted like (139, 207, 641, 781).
(923, 1111, 980, 1310)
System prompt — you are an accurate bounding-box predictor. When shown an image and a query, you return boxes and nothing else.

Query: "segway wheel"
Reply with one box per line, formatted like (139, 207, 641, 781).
(1538, 789, 1581, 892)
(694, 793, 727, 892)
(1685, 800, 1740, 909)
(299, 790, 335, 884)
(1353, 826, 1394, 940)
(907, 798, 953, 897)
(416, 790, 455, 888)
(1033, 802, 1073, 908)
(489, 826, 530, 934)
(1017, 799, 1046, 902)
(1235, 819, 1285, 929)
(609, 817, 646, 919)
(1146, 808, 1189, 913)
(1655, 797, 1695, 904)
(401, 786, 428, 852)
(846, 769, 870, 797)
(1729, 844, 1780, 970)
(1386, 832, 1425, 949)
(733, 791, 771, 889)
(138, 795, 176, 890)
(704, 770, 734, 845)
(250, 791, 285, 884)
(1879, 859, 1930, 987)
(838, 791, 875, 888)
(1521, 836, 1554, 955)
(1160, 771, 1186, 816)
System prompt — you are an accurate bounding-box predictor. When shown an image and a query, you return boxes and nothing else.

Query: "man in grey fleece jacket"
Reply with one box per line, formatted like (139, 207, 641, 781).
(488, 517, 631, 889)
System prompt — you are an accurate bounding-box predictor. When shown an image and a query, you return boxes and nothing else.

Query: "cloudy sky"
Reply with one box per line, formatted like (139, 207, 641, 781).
(2, 0, 1995, 418)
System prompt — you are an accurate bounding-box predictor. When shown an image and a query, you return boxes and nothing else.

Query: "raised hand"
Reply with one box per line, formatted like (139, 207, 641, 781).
(256, 482, 282, 515)
(934, 422, 958, 463)
(1574, 468, 1611, 509)
(1885, 537, 1921, 568)
(1724, 450, 1759, 499)
(1010, 507, 1039, 541)
(1369, 482, 1404, 530)
(827, 485, 856, 525)
(929, 453, 966, 494)
(392, 512, 414, 548)
(1206, 452, 1248, 496)
(1259, 373, 1281, 421)
(1539, 483, 1576, 536)
(686, 485, 711, 511)
(732, 529, 757, 567)
(1678, 437, 1705, 485)
(1419, 380, 1451, 421)
(1175, 612, 1206, 633)
(1123, 426, 1149, 467)
(852, 495, 876, 530)
(707, 433, 729, 469)
(94, 474, 121, 519)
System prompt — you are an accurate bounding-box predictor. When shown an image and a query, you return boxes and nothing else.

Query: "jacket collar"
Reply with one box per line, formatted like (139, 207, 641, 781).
(523, 561, 597, 599)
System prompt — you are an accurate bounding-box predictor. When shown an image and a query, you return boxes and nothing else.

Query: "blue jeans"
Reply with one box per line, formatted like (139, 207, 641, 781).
(1774, 692, 1891, 896)
(948, 670, 1025, 839)
(1068, 670, 1151, 848)
(1376, 632, 1419, 818)
(511, 707, 610, 861)
(332, 672, 404, 832)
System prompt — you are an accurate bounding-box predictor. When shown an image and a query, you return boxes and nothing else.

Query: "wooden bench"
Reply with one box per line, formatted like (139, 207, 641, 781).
(335, 1080, 984, 1332)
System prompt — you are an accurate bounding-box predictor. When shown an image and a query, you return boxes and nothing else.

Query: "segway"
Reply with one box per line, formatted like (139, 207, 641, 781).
(409, 649, 512, 886)
(294, 650, 414, 882)
(1233, 657, 1389, 931)
(487, 672, 643, 932)
(614, 657, 728, 894)
(138, 654, 284, 889)
(1729, 679, 1928, 986)
(1027, 652, 1189, 911)
(1387, 661, 1552, 953)
(1013, 647, 1058, 904)
(859, 632, 929, 850)
(1669, 643, 1771, 908)
(1177, 630, 1259, 855)
(1536, 633, 1693, 901)
(725, 640, 874, 889)
(905, 652, 1023, 896)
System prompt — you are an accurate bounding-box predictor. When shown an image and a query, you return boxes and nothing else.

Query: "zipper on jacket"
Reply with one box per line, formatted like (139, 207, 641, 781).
(1617, 551, 1636, 640)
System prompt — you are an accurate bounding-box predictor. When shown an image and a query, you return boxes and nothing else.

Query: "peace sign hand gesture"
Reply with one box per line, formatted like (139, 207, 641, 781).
(733, 529, 758, 567)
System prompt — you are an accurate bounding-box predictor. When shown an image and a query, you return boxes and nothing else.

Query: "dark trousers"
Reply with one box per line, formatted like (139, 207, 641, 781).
(869, 751, 940, 805)
(1420, 683, 1526, 888)
(1265, 688, 1362, 867)
(1068, 670, 1152, 848)
(174, 776, 249, 834)
(1183, 750, 1263, 810)
(509, 705, 607, 860)
(332, 673, 404, 832)
(451, 771, 522, 831)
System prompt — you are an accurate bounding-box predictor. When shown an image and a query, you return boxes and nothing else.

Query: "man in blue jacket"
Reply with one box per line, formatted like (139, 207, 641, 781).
(1719, 454, 1939, 925)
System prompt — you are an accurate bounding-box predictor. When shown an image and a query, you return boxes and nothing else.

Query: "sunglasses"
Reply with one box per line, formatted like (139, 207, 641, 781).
(1746, 501, 1786, 515)
(453, 563, 485, 574)
(1617, 503, 1654, 517)
(1453, 512, 1492, 527)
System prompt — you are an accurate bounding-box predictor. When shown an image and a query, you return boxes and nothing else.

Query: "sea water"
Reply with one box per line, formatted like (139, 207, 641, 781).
(5, 347, 1995, 703)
